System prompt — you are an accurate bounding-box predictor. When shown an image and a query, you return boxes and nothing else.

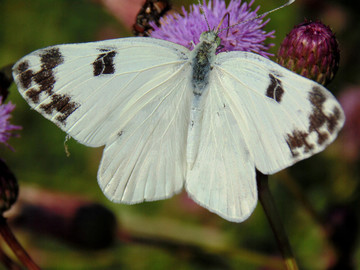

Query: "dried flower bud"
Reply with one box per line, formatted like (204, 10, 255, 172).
(0, 159, 18, 214)
(133, 0, 171, 37)
(0, 64, 13, 100)
(277, 21, 340, 86)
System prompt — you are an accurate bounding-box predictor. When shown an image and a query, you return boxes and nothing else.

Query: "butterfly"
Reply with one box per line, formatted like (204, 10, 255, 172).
(12, 1, 344, 222)
(133, 0, 172, 37)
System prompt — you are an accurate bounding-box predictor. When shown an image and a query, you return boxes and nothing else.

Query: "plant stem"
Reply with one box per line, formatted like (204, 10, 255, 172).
(279, 171, 324, 227)
(0, 216, 40, 270)
(0, 246, 22, 270)
(256, 171, 299, 270)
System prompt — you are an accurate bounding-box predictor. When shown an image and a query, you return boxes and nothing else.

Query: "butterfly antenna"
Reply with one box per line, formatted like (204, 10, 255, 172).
(218, 0, 295, 34)
(215, 12, 230, 36)
(197, 0, 211, 31)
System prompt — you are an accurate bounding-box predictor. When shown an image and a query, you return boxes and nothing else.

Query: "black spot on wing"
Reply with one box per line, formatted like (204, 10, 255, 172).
(39, 93, 80, 124)
(93, 49, 117, 76)
(40, 48, 63, 70)
(285, 86, 343, 157)
(34, 69, 56, 95)
(17, 61, 33, 89)
(16, 48, 64, 104)
(15, 47, 80, 126)
(327, 107, 341, 133)
(286, 130, 314, 158)
(266, 74, 284, 103)
(308, 86, 342, 143)
(26, 88, 41, 103)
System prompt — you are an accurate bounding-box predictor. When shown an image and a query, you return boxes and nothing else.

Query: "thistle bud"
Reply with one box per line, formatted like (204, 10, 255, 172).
(133, 0, 171, 37)
(277, 21, 340, 86)
(0, 159, 18, 214)
(0, 64, 13, 100)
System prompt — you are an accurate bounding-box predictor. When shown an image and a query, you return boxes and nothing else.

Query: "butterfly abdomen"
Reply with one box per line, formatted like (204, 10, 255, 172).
(187, 32, 219, 168)
(191, 42, 213, 95)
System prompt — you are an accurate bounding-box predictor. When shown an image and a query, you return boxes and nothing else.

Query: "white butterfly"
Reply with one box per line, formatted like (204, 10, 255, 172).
(12, 4, 344, 222)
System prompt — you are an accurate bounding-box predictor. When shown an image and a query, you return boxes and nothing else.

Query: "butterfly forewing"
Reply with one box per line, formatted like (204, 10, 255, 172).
(13, 38, 189, 147)
(215, 51, 345, 175)
(13, 37, 193, 203)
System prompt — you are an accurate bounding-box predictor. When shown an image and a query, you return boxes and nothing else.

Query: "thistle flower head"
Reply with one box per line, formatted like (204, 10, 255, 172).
(0, 98, 21, 150)
(150, 0, 275, 56)
(339, 87, 360, 161)
(0, 64, 13, 100)
(277, 21, 340, 85)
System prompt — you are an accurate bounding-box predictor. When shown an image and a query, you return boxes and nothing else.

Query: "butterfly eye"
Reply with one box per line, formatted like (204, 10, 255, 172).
(215, 36, 221, 47)
(199, 32, 207, 42)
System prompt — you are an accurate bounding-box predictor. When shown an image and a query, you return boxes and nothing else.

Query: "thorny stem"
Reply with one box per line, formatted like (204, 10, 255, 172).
(0, 216, 41, 270)
(256, 171, 299, 270)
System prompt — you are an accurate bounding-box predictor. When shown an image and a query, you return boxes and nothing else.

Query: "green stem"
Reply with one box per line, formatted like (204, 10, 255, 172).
(0, 216, 41, 270)
(256, 171, 299, 270)
(279, 171, 324, 227)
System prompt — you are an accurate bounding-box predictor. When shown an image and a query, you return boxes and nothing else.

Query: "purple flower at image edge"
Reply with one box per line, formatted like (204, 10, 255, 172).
(0, 98, 21, 150)
(150, 0, 275, 56)
(339, 87, 360, 161)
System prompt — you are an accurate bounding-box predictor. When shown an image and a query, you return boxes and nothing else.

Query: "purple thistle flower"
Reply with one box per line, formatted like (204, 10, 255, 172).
(339, 87, 360, 161)
(0, 98, 21, 150)
(150, 0, 275, 56)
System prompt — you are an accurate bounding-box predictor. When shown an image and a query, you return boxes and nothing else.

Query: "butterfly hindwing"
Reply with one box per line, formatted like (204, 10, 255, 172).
(13, 37, 193, 203)
(215, 51, 345, 175)
(186, 79, 257, 222)
(98, 66, 192, 203)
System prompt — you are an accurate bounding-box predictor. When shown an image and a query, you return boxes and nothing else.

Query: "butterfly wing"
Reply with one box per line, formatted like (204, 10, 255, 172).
(13, 37, 193, 203)
(185, 51, 344, 222)
(215, 51, 345, 175)
(185, 78, 257, 222)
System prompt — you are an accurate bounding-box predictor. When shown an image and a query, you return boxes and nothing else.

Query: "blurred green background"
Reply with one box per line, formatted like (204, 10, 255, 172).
(0, 0, 359, 269)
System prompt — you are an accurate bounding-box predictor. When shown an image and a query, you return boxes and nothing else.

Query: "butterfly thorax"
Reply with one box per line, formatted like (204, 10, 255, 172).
(191, 31, 220, 96)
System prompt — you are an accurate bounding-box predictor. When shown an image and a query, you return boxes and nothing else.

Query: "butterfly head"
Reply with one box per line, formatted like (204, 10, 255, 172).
(199, 31, 221, 48)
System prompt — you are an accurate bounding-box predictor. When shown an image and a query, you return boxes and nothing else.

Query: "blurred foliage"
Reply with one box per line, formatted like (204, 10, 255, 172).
(0, 0, 359, 269)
